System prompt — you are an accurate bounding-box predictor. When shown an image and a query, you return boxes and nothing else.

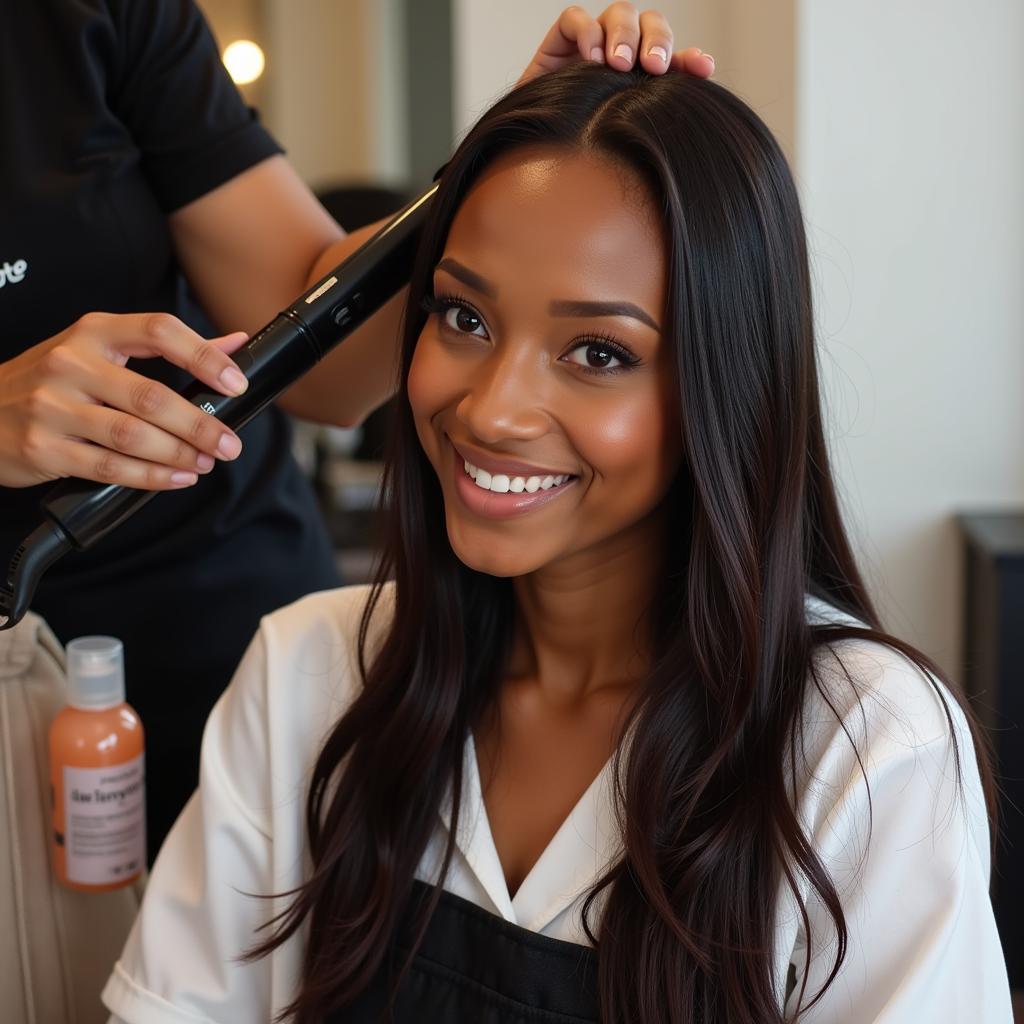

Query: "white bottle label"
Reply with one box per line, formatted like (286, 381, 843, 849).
(62, 754, 145, 885)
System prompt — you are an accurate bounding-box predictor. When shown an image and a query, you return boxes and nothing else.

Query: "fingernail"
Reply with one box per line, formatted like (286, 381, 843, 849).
(171, 471, 198, 487)
(219, 366, 248, 395)
(217, 433, 242, 460)
(648, 46, 669, 63)
(613, 43, 633, 64)
(590, 46, 604, 63)
(196, 453, 215, 472)
(703, 53, 715, 67)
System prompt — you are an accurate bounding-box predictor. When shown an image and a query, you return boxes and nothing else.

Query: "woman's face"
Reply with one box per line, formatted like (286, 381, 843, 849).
(408, 146, 682, 578)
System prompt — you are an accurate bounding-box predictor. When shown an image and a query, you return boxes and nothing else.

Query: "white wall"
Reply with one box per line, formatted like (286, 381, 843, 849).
(797, 0, 1024, 668)
(452, 0, 563, 138)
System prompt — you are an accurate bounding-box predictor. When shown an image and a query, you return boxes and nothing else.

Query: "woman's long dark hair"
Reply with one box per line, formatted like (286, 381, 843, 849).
(250, 65, 996, 1022)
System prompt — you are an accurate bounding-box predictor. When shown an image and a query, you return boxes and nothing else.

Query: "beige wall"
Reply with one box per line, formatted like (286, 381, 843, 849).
(199, 0, 407, 188)
(261, 0, 373, 187)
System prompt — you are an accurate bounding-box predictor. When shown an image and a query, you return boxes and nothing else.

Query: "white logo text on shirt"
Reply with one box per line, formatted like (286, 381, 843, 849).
(0, 260, 28, 287)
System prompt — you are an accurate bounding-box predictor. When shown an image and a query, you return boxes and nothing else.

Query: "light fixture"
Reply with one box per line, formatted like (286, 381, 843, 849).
(223, 40, 265, 86)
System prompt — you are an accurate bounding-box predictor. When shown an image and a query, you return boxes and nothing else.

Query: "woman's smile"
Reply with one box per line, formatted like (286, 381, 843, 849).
(449, 436, 580, 520)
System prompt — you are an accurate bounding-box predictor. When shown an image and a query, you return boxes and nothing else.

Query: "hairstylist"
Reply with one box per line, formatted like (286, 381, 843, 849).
(0, 0, 713, 862)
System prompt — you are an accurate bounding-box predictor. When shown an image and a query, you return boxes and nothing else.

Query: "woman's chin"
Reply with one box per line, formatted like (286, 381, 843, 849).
(445, 526, 548, 579)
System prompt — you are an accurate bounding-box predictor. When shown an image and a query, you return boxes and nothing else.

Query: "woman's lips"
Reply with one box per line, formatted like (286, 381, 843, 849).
(449, 437, 575, 482)
(448, 440, 578, 520)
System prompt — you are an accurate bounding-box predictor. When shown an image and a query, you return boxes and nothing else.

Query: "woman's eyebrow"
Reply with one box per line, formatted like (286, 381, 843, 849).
(435, 257, 660, 331)
(549, 300, 660, 332)
(436, 258, 497, 298)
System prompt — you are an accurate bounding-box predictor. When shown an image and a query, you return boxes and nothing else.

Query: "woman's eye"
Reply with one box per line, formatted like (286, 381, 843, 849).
(443, 303, 488, 338)
(564, 341, 632, 372)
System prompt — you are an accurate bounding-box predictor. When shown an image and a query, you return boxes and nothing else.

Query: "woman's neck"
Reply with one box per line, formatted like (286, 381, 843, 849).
(509, 507, 669, 704)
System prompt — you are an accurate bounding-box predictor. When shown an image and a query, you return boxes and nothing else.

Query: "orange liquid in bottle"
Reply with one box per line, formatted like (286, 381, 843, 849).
(49, 637, 146, 892)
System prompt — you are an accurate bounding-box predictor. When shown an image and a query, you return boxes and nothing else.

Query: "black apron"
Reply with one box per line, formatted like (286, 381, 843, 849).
(330, 881, 600, 1023)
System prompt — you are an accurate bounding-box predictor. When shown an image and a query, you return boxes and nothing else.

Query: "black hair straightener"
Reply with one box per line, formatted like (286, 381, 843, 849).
(0, 182, 438, 630)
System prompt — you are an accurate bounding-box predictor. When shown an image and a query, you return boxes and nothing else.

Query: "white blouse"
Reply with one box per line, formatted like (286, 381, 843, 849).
(102, 583, 1013, 1023)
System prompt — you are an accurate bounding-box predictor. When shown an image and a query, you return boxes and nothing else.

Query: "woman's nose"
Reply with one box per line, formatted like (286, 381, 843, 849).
(455, 347, 550, 445)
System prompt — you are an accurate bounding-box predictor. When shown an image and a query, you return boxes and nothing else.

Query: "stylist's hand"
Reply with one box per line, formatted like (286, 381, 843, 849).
(518, 3, 714, 85)
(0, 313, 250, 490)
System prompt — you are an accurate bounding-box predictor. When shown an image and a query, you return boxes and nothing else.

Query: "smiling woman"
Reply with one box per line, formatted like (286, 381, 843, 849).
(102, 64, 1012, 1024)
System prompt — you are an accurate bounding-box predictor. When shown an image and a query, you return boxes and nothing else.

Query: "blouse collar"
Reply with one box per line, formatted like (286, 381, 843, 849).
(438, 732, 622, 933)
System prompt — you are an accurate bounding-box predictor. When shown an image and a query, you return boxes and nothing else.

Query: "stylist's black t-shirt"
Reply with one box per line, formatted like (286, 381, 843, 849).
(0, 0, 341, 855)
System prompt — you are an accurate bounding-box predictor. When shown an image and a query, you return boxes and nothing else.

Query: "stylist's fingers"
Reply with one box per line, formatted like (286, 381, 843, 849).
(84, 360, 243, 465)
(48, 394, 220, 478)
(517, 6, 604, 84)
(669, 45, 715, 77)
(599, 2, 641, 70)
(77, 313, 246, 462)
(636, 10, 673, 73)
(104, 313, 250, 397)
(206, 330, 252, 356)
(517, 5, 711, 85)
(42, 434, 201, 492)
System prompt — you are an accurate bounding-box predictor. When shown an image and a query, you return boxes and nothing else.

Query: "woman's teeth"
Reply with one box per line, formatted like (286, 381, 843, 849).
(463, 460, 572, 494)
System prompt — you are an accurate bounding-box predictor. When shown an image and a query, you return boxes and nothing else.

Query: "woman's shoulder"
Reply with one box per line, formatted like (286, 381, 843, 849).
(794, 594, 986, 850)
(257, 580, 395, 667)
(800, 593, 968, 756)
(253, 580, 394, 717)
(779, 603, 1004, 1022)
(210, 582, 395, 791)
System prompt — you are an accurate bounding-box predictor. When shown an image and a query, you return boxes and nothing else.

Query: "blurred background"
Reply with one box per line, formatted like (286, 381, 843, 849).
(198, 0, 1023, 1000)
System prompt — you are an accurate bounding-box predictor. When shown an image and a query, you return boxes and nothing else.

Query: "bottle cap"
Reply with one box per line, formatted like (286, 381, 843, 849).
(66, 636, 125, 711)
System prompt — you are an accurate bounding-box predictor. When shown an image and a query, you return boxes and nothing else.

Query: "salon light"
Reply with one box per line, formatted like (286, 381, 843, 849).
(223, 40, 265, 85)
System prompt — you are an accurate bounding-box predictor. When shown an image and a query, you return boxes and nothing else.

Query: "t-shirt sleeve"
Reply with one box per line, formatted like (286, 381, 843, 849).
(785, 643, 1013, 1023)
(100, 629, 286, 1023)
(106, 0, 283, 213)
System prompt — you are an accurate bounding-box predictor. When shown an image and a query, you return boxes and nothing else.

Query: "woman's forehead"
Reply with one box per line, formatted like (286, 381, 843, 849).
(441, 147, 667, 313)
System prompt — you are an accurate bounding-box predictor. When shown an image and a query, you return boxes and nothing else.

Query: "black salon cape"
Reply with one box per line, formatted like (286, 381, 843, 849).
(328, 881, 600, 1022)
(0, 0, 340, 859)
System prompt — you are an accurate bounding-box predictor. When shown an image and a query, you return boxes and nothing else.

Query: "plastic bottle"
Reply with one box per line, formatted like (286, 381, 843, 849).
(49, 636, 145, 891)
